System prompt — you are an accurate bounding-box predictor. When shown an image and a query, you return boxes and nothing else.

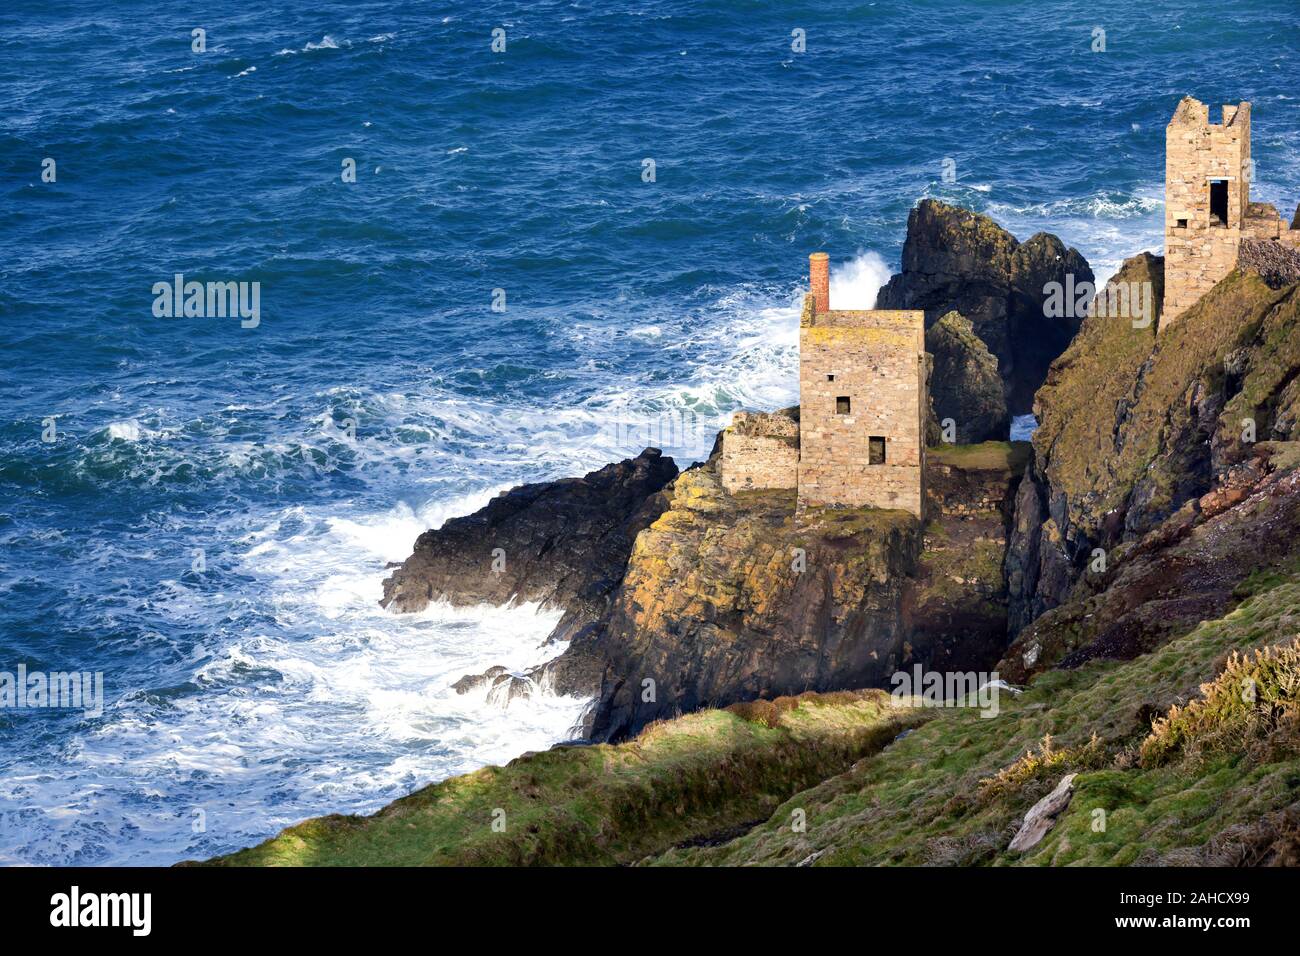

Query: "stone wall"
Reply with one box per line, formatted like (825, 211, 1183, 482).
(719, 409, 799, 494)
(924, 444, 1030, 518)
(796, 296, 927, 516)
(1239, 237, 1300, 289)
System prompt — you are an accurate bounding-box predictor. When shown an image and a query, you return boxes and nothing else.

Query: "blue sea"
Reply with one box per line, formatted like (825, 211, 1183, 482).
(1, 0, 1297, 865)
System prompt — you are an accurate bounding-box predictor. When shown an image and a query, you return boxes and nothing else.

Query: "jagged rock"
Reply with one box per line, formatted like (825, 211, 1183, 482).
(486, 674, 533, 707)
(548, 457, 922, 741)
(380, 448, 678, 643)
(1006, 254, 1300, 644)
(1005, 252, 1165, 632)
(1008, 773, 1076, 853)
(451, 665, 508, 695)
(381, 420, 1027, 743)
(1000, 457, 1300, 681)
(452, 665, 534, 707)
(925, 311, 1008, 442)
(876, 199, 1093, 413)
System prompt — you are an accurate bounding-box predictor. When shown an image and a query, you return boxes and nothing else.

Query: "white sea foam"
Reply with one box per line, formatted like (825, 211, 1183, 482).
(8, 490, 588, 865)
(828, 250, 892, 309)
(13, 253, 906, 865)
(105, 420, 144, 442)
(982, 188, 1166, 294)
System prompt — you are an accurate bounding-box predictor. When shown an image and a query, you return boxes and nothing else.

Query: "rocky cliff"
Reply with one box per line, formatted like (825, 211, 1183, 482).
(376, 201, 1085, 743)
(910, 442, 1030, 674)
(380, 429, 1026, 744)
(876, 199, 1093, 415)
(210, 547, 1300, 867)
(553, 457, 922, 741)
(210, 208, 1300, 869)
(380, 448, 677, 644)
(1004, 254, 1300, 676)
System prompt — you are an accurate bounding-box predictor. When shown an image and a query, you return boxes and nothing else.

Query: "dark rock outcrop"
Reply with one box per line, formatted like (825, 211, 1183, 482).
(876, 199, 1093, 413)
(451, 666, 536, 707)
(1003, 252, 1170, 634)
(380, 448, 678, 643)
(1000, 450, 1300, 682)
(925, 311, 1009, 442)
(909, 442, 1031, 672)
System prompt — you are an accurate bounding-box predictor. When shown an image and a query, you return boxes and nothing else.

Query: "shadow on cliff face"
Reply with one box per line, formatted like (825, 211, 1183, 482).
(561, 440, 1031, 742)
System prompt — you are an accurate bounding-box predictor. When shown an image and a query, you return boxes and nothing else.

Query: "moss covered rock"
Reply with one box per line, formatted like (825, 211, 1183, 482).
(552, 457, 923, 741)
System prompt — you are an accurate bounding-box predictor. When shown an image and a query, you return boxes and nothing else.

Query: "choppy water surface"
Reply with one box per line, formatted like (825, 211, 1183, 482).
(1, 0, 1296, 863)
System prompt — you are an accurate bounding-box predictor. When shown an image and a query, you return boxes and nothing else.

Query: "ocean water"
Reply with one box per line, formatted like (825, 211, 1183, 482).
(1, 0, 1297, 865)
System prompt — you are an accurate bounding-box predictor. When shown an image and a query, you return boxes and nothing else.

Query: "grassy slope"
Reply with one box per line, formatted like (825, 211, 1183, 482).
(200, 433, 1300, 867)
(209, 573, 1300, 868)
(197, 690, 924, 866)
(656, 569, 1300, 866)
(928, 440, 1031, 472)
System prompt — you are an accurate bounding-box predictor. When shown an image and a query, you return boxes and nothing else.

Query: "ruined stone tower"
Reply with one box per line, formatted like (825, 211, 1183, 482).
(1163, 97, 1252, 322)
(1164, 96, 1300, 325)
(796, 253, 927, 516)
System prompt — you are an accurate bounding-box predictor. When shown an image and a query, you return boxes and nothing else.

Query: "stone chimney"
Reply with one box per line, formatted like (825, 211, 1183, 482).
(809, 252, 829, 313)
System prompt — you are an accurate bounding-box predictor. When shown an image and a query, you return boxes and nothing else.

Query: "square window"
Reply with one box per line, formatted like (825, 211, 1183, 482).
(1176, 218, 1188, 228)
(835, 396, 851, 415)
(868, 436, 886, 465)
(827, 374, 835, 382)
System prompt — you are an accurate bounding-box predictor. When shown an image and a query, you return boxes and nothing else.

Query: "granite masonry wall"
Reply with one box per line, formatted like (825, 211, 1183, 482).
(719, 409, 799, 494)
(796, 295, 927, 516)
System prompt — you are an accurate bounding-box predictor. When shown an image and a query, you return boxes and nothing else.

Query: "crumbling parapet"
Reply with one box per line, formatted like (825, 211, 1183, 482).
(719, 409, 799, 494)
(1163, 96, 1300, 325)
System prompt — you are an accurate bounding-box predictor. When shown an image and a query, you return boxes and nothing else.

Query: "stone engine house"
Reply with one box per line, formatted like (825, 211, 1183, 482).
(1164, 96, 1300, 324)
(720, 252, 928, 517)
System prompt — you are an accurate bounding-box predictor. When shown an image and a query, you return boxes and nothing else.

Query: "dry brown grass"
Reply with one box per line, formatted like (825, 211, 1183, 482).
(1139, 638, 1300, 768)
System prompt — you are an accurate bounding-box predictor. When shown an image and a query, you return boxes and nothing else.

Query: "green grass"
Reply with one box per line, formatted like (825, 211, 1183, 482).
(195, 689, 924, 867)
(928, 440, 1031, 472)
(655, 570, 1300, 866)
(199, 524, 1300, 868)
